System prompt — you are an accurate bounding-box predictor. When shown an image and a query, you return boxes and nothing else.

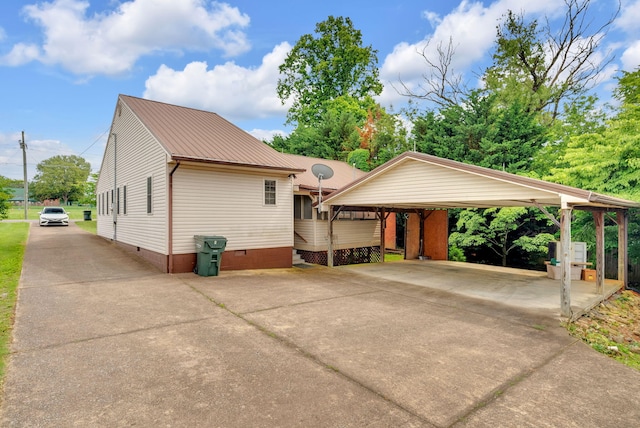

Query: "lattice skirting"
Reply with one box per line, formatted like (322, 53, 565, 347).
(298, 246, 381, 267)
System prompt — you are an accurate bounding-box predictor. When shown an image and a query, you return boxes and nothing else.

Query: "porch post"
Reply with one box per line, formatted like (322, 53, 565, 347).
(593, 211, 605, 294)
(327, 205, 334, 267)
(380, 207, 386, 263)
(617, 210, 629, 288)
(560, 207, 573, 318)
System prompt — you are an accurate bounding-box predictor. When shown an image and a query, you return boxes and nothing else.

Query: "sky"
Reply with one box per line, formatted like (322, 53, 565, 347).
(1, 0, 639, 181)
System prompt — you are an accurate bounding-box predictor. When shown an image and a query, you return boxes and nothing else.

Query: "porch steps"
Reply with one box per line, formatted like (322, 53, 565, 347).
(292, 250, 305, 265)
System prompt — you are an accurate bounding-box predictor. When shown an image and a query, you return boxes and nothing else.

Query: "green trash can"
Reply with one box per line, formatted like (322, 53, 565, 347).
(194, 235, 227, 277)
(83, 210, 92, 221)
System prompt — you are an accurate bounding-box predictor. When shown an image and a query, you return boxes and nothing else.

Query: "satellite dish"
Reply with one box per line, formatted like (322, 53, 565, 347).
(311, 163, 334, 180)
(311, 164, 334, 213)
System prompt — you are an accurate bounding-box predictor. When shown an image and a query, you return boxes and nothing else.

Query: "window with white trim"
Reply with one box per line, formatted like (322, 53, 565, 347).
(264, 179, 276, 205)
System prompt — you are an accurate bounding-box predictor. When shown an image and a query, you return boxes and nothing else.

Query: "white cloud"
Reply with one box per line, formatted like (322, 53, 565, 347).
(0, 132, 78, 180)
(379, 0, 564, 107)
(1, 0, 250, 75)
(2, 43, 41, 66)
(247, 129, 288, 142)
(143, 42, 292, 121)
(616, 0, 640, 35)
(621, 40, 640, 71)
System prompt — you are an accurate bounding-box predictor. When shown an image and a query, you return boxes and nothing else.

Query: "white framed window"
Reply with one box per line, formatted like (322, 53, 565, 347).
(264, 179, 276, 205)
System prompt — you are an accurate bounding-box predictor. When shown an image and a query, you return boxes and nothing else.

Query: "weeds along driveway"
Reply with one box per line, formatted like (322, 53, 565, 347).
(2, 223, 640, 427)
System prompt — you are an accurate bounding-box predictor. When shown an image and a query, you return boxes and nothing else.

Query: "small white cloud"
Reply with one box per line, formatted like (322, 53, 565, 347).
(621, 40, 640, 72)
(422, 10, 442, 28)
(1, 43, 41, 66)
(2, 0, 250, 76)
(247, 129, 288, 142)
(143, 42, 292, 121)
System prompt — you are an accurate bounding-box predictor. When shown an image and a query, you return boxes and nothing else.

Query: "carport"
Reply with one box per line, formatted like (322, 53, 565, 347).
(322, 152, 640, 317)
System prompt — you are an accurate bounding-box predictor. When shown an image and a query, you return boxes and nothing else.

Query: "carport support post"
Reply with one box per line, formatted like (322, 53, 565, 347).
(327, 205, 334, 267)
(560, 207, 573, 318)
(617, 210, 629, 288)
(380, 208, 386, 263)
(594, 211, 605, 294)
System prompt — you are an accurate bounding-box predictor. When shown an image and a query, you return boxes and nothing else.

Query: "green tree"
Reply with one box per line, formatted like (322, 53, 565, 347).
(0, 176, 14, 220)
(79, 172, 98, 206)
(547, 72, 640, 200)
(485, 1, 618, 121)
(411, 90, 546, 173)
(546, 69, 640, 263)
(449, 207, 555, 267)
(31, 155, 91, 205)
(277, 16, 382, 126)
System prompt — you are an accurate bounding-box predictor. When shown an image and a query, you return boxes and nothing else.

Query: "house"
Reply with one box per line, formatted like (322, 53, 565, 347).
(282, 153, 381, 266)
(97, 95, 304, 273)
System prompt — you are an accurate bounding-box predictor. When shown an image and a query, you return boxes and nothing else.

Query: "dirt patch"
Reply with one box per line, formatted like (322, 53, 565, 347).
(568, 290, 640, 370)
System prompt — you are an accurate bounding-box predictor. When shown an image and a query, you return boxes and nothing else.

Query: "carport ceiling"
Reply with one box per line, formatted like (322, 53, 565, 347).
(322, 152, 639, 211)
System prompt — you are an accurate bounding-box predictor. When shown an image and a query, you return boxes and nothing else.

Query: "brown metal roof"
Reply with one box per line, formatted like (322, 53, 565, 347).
(281, 153, 367, 192)
(119, 95, 303, 172)
(324, 151, 640, 210)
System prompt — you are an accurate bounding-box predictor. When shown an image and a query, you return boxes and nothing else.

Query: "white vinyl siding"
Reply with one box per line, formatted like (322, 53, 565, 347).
(96, 100, 168, 253)
(294, 217, 379, 252)
(328, 158, 560, 208)
(172, 166, 294, 254)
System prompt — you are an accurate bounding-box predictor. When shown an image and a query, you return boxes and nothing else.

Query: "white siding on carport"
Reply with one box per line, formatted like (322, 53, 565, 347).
(97, 99, 169, 254)
(171, 165, 294, 254)
(327, 158, 561, 208)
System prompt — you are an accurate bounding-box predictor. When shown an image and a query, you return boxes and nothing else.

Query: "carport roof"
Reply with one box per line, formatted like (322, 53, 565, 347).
(322, 152, 640, 210)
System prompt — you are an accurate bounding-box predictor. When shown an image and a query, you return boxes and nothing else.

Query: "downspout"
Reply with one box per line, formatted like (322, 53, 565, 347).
(168, 160, 181, 273)
(112, 133, 117, 242)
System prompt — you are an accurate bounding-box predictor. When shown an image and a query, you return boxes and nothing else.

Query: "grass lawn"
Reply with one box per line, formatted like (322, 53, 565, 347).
(384, 253, 405, 262)
(7, 205, 94, 221)
(75, 220, 97, 234)
(0, 222, 29, 382)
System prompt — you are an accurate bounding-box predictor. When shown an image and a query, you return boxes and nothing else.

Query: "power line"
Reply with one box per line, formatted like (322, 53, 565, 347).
(79, 127, 109, 157)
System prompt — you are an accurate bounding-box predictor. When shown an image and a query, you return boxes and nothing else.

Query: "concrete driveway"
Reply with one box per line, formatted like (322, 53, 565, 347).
(2, 223, 639, 427)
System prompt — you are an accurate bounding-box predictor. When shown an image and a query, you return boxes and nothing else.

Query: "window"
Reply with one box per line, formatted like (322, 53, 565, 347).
(294, 195, 313, 219)
(123, 185, 127, 215)
(117, 187, 120, 215)
(106, 191, 109, 215)
(146, 177, 152, 214)
(111, 189, 114, 214)
(264, 180, 276, 205)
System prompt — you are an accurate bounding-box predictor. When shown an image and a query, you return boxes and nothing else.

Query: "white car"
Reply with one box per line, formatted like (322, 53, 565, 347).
(39, 207, 69, 227)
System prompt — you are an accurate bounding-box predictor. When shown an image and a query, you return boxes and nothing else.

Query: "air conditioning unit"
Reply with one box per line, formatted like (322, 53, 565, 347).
(547, 241, 587, 263)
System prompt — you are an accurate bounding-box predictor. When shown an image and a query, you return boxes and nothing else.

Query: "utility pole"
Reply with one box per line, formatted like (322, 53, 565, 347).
(19, 131, 28, 220)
